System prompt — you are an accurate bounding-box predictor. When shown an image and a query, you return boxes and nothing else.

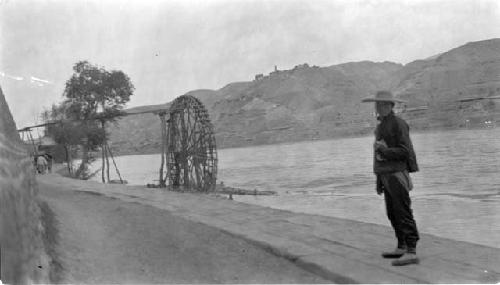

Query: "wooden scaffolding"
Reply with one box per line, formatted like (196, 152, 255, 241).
(18, 95, 218, 192)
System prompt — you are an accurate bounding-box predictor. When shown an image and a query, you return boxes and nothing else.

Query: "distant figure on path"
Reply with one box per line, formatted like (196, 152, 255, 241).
(45, 153, 53, 173)
(36, 154, 48, 174)
(362, 91, 420, 266)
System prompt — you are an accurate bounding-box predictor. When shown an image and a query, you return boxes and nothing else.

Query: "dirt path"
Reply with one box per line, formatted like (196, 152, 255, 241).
(38, 181, 328, 283)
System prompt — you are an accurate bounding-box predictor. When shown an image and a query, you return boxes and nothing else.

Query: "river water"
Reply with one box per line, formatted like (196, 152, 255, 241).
(91, 128, 500, 248)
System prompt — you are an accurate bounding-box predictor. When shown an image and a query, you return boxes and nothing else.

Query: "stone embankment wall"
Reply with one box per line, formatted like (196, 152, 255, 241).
(0, 86, 48, 284)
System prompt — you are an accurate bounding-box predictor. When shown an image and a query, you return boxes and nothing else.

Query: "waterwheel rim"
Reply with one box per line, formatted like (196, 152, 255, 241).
(166, 95, 217, 191)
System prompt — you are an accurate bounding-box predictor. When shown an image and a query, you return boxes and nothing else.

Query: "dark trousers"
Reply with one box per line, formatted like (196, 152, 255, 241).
(379, 171, 419, 251)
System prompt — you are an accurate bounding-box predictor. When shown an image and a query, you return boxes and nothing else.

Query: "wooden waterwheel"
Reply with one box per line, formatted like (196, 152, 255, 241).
(163, 95, 217, 191)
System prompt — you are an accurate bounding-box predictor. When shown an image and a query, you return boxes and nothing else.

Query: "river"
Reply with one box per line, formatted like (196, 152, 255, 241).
(89, 128, 500, 248)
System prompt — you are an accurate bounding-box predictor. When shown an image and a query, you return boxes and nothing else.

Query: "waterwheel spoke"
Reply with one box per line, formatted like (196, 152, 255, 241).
(165, 95, 217, 191)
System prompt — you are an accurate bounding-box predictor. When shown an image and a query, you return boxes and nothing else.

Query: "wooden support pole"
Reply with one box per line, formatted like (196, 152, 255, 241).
(101, 120, 108, 183)
(165, 116, 172, 187)
(180, 111, 189, 187)
(107, 142, 123, 184)
(159, 113, 167, 187)
(101, 138, 106, 183)
(105, 143, 111, 182)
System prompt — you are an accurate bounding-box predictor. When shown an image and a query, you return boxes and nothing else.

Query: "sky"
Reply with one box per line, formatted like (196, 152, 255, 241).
(1, 0, 500, 129)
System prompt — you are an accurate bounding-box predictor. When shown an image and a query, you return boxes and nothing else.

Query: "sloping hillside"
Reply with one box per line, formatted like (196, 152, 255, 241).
(394, 38, 500, 128)
(207, 62, 403, 148)
(109, 62, 401, 153)
(108, 39, 500, 154)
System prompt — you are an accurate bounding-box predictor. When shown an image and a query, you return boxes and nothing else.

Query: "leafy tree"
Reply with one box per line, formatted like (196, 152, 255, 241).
(64, 61, 133, 121)
(43, 61, 134, 180)
(41, 103, 82, 175)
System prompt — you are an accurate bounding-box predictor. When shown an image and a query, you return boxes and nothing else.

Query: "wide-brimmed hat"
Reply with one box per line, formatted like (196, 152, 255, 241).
(361, 91, 406, 103)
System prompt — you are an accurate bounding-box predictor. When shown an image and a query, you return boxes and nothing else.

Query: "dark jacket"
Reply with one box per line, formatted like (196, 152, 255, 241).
(374, 112, 418, 174)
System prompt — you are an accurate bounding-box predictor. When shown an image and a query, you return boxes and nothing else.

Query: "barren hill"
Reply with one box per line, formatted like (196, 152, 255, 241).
(108, 39, 500, 154)
(394, 38, 500, 128)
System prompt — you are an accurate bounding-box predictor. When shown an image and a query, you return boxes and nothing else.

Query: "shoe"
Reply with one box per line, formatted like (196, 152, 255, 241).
(391, 253, 420, 266)
(381, 247, 406, 258)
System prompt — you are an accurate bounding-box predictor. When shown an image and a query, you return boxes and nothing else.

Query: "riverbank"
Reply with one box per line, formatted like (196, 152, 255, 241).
(37, 173, 500, 283)
(37, 174, 327, 283)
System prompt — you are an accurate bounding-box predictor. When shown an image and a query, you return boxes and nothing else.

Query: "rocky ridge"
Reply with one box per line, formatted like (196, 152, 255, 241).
(108, 38, 500, 154)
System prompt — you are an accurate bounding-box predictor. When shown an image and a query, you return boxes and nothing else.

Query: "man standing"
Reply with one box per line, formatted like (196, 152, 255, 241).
(45, 153, 53, 173)
(362, 91, 420, 266)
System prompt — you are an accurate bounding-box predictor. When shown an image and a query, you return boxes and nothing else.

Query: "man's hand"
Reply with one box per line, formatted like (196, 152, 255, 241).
(376, 186, 384, 195)
(374, 140, 387, 152)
